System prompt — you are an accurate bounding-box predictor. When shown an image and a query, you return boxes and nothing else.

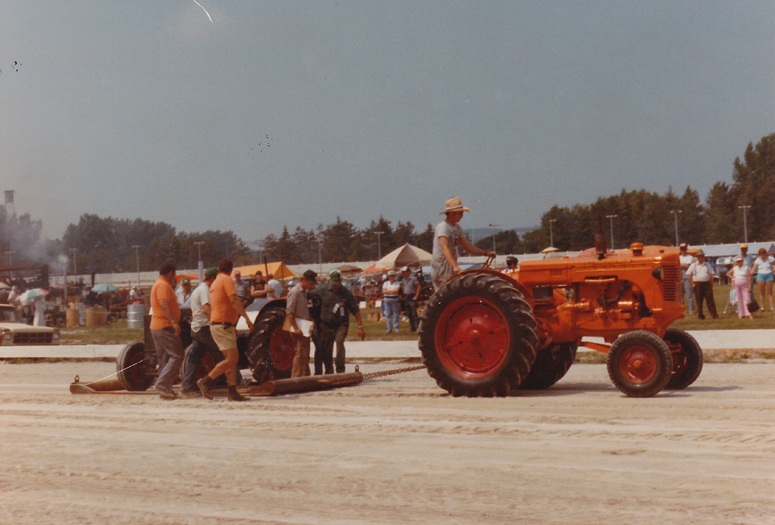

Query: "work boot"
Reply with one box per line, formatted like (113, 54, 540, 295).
(228, 385, 247, 402)
(197, 375, 214, 400)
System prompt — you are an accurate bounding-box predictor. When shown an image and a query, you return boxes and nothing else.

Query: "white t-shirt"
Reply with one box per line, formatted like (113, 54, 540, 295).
(382, 280, 401, 298)
(679, 254, 694, 277)
(432, 220, 462, 261)
(751, 256, 774, 275)
(189, 283, 210, 331)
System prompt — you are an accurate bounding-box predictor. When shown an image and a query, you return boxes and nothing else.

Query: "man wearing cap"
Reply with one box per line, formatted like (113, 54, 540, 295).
(177, 277, 193, 309)
(233, 270, 251, 307)
(431, 197, 496, 292)
(309, 270, 366, 375)
(686, 249, 718, 320)
(678, 243, 696, 315)
(150, 262, 183, 400)
(739, 244, 754, 270)
(285, 269, 318, 377)
(197, 258, 254, 402)
(400, 267, 421, 332)
(180, 267, 221, 397)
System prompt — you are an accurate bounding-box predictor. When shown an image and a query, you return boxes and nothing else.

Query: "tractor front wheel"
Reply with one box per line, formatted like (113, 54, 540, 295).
(419, 273, 538, 397)
(607, 331, 672, 398)
(663, 328, 703, 390)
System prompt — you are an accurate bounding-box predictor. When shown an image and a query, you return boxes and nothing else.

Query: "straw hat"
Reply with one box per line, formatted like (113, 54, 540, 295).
(440, 197, 470, 215)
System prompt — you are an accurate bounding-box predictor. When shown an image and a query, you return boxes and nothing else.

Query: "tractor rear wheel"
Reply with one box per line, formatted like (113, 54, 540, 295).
(607, 330, 672, 398)
(418, 273, 538, 397)
(247, 307, 295, 383)
(518, 342, 577, 390)
(116, 341, 154, 391)
(663, 328, 703, 390)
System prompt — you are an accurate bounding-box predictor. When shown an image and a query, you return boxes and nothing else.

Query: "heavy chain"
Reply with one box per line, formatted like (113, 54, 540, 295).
(358, 364, 426, 380)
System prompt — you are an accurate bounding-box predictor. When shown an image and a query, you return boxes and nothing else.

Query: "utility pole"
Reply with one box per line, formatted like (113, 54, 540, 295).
(376, 231, 383, 260)
(669, 210, 682, 247)
(605, 215, 618, 250)
(132, 245, 141, 288)
(194, 241, 204, 282)
(738, 205, 751, 244)
(317, 236, 323, 274)
(488, 224, 500, 254)
(70, 248, 77, 276)
(548, 219, 556, 248)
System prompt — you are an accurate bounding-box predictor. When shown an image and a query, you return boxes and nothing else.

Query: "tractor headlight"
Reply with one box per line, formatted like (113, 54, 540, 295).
(1, 329, 12, 346)
(651, 267, 664, 281)
(52, 329, 60, 344)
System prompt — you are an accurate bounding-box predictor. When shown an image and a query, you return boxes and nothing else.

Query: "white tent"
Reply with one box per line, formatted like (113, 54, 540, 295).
(375, 243, 433, 270)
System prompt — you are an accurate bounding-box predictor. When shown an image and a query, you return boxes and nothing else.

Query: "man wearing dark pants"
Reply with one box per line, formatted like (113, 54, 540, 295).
(687, 249, 718, 320)
(179, 267, 220, 397)
(150, 262, 183, 400)
(309, 270, 366, 374)
(400, 267, 420, 332)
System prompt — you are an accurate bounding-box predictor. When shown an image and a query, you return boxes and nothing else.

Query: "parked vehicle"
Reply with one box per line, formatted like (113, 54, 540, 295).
(0, 304, 61, 345)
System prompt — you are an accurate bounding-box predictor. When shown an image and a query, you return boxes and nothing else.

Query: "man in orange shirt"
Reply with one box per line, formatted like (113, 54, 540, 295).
(197, 258, 254, 401)
(150, 262, 183, 400)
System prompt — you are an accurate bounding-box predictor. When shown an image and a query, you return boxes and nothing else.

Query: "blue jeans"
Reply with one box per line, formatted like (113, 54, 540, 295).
(681, 277, 696, 313)
(384, 297, 400, 332)
(404, 298, 419, 331)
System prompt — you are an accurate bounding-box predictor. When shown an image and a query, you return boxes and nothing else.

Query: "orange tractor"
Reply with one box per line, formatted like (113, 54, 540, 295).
(418, 241, 702, 398)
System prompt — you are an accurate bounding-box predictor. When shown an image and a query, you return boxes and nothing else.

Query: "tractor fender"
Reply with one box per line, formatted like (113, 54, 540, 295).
(456, 268, 534, 308)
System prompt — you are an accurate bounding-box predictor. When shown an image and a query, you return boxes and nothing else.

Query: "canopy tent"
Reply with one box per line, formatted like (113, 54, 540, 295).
(176, 261, 299, 284)
(375, 243, 433, 270)
(361, 263, 383, 275)
(236, 261, 299, 281)
(336, 264, 362, 274)
(541, 247, 559, 254)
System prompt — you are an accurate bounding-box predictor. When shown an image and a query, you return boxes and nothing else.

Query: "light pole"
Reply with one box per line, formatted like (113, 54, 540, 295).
(5, 251, 14, 279)
(70, 248, 77, 276)
(132, 245, 141, 288)
(317, 235, 323, 274)
(375, 231, 383, 260)
(488, 224, 500, 254)
(669, 210, 682, 246)
(548, 219, 557, 248)
(194, 241, 204, 282)
(738, 205, 751, 244)
(605, 215, 617, 250)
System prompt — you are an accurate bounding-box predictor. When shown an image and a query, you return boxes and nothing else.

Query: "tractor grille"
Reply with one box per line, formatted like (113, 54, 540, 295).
(13, 332, 54, 345)
(662, 266, 681, 302)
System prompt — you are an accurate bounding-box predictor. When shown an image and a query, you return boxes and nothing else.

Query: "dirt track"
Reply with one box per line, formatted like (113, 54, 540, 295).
(1, 360, 774, 524)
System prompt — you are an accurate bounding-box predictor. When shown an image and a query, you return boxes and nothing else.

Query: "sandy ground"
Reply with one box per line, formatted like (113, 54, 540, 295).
(1, 360, 774, 525)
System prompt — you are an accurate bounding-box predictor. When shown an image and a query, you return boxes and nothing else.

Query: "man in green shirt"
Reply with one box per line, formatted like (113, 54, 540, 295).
(309, 270, 366, 374)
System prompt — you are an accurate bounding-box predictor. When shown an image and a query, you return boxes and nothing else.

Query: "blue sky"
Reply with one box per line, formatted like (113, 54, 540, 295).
(1, 1, 773, 243)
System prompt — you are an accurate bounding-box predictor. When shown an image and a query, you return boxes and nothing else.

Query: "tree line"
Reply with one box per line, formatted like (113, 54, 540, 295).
(1, 133, 772, 272)
(474, 132, 775, 253)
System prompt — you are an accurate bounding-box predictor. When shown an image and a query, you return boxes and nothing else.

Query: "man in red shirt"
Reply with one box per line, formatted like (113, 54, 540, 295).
(150, 262, 183, 400)
(197, 258, 254, 401)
